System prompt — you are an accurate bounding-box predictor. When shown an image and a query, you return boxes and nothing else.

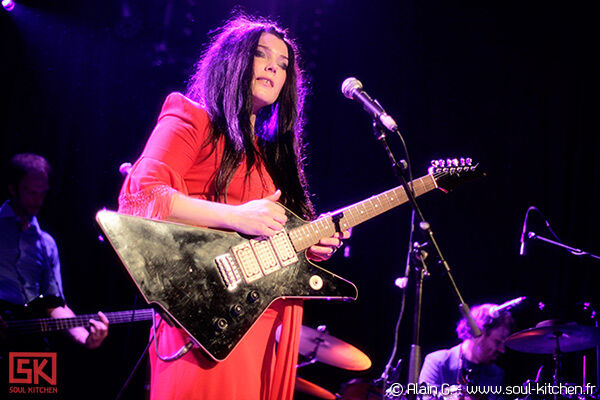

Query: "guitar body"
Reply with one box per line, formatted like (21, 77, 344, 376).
(96, 209, 358, 361)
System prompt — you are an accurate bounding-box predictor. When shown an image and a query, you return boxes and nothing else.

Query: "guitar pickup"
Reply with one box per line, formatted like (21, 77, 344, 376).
(269, 231, 298, 267)
(228, 232, 299, 286)
(231, 242, 264, 284)
(215, 254, 242, 290)
(250, 238, 281, 275)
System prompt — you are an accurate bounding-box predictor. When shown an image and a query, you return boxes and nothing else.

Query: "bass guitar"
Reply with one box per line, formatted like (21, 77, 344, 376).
(1, 302, 153, 337)
(96, 158, 483, 361)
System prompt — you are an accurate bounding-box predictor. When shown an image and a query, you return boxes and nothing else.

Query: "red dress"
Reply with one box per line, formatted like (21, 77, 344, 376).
(119, 92, 303, 400)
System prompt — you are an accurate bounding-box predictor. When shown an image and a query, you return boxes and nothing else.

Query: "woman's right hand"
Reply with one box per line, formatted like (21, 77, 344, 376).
(228, 190, 288, 237)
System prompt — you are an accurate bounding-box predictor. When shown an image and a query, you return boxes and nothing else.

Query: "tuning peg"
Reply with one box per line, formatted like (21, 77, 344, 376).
(430, 157, 476, 173)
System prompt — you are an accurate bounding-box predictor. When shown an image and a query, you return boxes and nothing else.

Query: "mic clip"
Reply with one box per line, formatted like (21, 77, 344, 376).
(411, 241, 431, 277)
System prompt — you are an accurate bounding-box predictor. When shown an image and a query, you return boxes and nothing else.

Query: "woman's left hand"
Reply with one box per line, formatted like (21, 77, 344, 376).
(306, 230, 351, 262)
(85, 311, 109, 349)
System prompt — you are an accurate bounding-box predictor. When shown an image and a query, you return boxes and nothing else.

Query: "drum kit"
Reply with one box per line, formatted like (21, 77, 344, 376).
(506, 319, 600, 354)
(506, 318, 600, 400)
(276, 324, 373, 399)
(280, 312, 600, 400)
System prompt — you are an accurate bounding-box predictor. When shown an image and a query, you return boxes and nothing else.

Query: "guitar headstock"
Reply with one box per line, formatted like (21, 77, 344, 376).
(429, 157, 485, 193)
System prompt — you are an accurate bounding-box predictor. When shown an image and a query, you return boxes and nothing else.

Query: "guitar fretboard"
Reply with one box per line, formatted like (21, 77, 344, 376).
(7, 309, 154, 335)
(288, 174, 438, 251)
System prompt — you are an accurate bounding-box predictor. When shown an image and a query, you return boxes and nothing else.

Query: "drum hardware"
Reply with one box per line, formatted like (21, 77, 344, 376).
(507, 319, 600, 400)
(276, 324, 372, 371)
(582, 303, 599, 399)
(505, 320, 600, 355)
(338, 378, 384, 400)
(519, 207, 600, 398)
(298, 325, 329, 368)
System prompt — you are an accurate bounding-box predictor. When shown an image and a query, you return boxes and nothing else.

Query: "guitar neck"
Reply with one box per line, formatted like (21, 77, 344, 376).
(7, 309, 154, 335)
(289, 174, 437, 251)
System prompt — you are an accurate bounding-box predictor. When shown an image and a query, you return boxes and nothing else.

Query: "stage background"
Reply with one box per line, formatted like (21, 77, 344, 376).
(1, 1, 599, 398)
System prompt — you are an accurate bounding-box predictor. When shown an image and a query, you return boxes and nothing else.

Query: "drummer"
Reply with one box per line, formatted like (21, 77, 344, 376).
(419, 303, 514, 399)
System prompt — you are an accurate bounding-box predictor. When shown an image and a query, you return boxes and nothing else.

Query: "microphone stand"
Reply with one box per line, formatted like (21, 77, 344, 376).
(371, 120, 481, 394)
(408, 242, 430, 386)
(585, 303, 600, 397)
(526, 232, 600, 261)
(526, 231, 599, 395)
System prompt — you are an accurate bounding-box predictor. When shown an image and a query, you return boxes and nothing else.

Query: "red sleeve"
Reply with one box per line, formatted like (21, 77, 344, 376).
(118, 92, 211, 219)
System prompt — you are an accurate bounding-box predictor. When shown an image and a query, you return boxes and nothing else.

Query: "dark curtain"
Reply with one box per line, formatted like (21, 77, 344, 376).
(1, 1, 598, 398)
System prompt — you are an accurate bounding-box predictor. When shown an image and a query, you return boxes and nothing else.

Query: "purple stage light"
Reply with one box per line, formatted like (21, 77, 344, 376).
(2, 0, 15, 11)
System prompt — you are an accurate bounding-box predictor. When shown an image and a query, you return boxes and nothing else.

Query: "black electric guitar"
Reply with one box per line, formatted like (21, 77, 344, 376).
(96, 159, 483, 361)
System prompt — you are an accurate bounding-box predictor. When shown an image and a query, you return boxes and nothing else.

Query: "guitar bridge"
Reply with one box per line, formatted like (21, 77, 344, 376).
(214, 254, 243, 290)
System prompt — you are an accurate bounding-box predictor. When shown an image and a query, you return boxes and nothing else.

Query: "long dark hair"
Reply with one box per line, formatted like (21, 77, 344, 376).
(186, 14, 314, 219)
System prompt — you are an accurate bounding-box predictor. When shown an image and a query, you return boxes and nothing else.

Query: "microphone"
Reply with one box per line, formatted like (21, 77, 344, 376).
(119, 162, 133, 177)
(489, 296, 526, 318)
(519, 206, 536, 255)
(395, 277, 408, 289)
(341, 77, 398, 132)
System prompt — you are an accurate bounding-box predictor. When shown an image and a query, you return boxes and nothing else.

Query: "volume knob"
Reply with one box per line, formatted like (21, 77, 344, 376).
(214, 318, 228, 332)
(247, 290, 260, 303)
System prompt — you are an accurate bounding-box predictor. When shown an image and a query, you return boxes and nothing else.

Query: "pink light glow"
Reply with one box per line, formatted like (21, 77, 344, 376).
(2, 0, 15, 12)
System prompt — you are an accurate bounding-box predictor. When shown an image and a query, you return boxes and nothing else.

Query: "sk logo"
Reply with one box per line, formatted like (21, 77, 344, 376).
(8, 352, 57, 385)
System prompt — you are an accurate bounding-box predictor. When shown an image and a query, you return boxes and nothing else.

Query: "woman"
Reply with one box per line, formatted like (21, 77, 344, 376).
(118, 14, 348, 400)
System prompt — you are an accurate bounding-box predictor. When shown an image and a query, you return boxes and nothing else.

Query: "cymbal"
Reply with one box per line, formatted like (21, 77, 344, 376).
(505, 319, 600, 354)
(276, 325, 372, 371)
(296, 376, 336, 400)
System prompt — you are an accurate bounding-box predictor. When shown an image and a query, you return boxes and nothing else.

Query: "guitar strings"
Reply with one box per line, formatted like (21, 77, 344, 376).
(6, 310, 153, 334)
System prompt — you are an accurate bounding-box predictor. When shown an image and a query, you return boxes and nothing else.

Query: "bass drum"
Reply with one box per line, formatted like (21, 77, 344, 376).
(339, 378, 385, 400)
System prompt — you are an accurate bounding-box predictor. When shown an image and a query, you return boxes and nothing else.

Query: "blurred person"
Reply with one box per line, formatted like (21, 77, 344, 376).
(0, 153, 109, 349)
(419, 303, 514, 399)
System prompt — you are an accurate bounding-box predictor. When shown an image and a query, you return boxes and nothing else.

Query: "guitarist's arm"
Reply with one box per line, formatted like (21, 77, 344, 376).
(169, 191, 349, 260)
(169, 190, 288, 237)
(119, 97, 348, 260)
(48, 306, 109, 349)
